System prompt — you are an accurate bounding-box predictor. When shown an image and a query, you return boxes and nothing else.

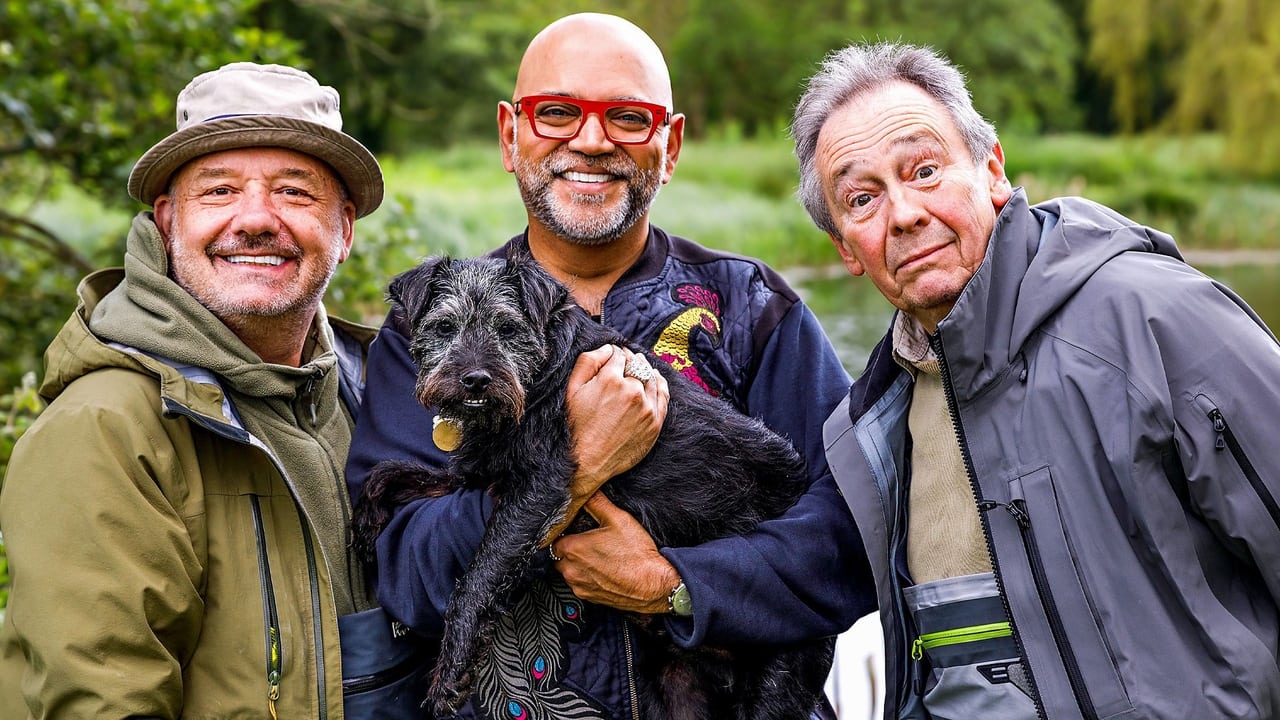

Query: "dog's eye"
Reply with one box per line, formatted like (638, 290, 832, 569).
(495, 322, 519, 339)
(431, 320, 457, 338)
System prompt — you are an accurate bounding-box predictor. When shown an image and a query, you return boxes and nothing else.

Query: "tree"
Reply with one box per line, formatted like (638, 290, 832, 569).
(843, 0, 1082, 134)
(666, 0, 1081, 138)
(1169, 0, 1280, 175)
(1085, 0, 1185, 133)
(1087, 0, 1280, 176)
(0, 0, 299, 386)
(668, 0, 843, 138)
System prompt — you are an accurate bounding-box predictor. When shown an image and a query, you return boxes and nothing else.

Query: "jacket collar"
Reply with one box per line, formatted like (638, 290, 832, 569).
(934, 189, 1185, 401)
(497, 225, 671, 287)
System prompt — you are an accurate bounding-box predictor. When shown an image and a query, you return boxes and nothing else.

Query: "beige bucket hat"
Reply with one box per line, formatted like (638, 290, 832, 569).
(127, 62, 384, 217)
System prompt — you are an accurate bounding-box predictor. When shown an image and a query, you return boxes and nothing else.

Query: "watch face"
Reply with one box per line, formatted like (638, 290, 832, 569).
(670, 583, 693, 616)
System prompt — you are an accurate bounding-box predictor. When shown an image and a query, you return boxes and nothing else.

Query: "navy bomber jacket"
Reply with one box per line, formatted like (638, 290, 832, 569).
(345, 226, 875, 719)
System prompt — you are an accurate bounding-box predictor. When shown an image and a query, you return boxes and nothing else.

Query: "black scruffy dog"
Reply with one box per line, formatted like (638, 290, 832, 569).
(352, 251, 834, 719)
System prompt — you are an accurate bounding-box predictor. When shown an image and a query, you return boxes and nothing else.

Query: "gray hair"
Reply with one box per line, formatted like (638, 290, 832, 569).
(791, 42, 998, 237)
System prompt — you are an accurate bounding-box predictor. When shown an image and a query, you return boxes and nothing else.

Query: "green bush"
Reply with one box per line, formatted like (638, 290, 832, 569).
(0, 532, 7, 620)
(0, 373, 45, 618)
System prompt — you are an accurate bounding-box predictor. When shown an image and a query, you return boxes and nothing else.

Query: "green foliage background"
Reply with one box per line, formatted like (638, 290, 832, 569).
(4, 0, 1280, 615)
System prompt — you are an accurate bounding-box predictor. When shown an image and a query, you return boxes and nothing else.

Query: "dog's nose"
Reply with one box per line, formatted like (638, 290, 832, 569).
(460, 370, 492, 393)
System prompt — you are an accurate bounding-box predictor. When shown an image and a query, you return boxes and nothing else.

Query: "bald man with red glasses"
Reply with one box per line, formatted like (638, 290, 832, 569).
(346, 13, 874, 719)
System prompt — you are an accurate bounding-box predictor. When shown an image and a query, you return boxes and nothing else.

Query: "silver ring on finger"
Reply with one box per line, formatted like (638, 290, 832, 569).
(623, 355, 655, 384)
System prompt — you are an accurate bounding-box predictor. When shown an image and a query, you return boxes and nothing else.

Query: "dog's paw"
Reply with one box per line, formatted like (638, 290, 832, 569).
(427, 672, 474, 718)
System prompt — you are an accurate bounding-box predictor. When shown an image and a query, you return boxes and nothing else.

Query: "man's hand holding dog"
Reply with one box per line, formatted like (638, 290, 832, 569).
(551, 492, 679, 615)
(556, 345, 668, 529)
(542, 344, 678, 613)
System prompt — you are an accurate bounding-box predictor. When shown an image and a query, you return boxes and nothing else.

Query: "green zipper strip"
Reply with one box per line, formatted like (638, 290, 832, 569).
(911, 621, 1013, 660)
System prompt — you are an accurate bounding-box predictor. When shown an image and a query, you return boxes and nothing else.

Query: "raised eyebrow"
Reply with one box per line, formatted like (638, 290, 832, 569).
(829, 156, 870, 189)
(890, 131, 945, 156)
(830, 132, 944, 183)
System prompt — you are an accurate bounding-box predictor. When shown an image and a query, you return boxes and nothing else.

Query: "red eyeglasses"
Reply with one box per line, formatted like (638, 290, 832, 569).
(515, 95, 671, 145)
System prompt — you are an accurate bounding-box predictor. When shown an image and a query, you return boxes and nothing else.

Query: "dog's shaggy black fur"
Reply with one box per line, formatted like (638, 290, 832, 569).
(352, 251, 834, 719)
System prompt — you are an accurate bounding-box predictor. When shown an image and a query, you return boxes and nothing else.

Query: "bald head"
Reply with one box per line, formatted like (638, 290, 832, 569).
(515, 13, 673, 108)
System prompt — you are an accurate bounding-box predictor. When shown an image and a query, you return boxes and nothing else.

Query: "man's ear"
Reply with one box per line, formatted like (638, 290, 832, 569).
(829, 232, 865, 277)
(153, 194, 175, 245)
(337, 201, 356, 263)
(986, 140, 1014, 210)
(661, 113, 685, 185)
(498, 101, 518, 174)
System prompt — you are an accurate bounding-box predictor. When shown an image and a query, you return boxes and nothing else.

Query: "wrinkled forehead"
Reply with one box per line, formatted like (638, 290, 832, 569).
(515, 21, 673, 106)
(815, 82, 965, 180)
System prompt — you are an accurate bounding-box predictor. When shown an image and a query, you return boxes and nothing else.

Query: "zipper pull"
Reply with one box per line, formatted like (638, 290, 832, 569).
(978, 499, 1030, 528)
(267, 627, 282, 719)
(1007, 499, 1031, 528)
(911, 637, 925, 696)
(1209, 408, 1227, 451)
(302, 374, 319, 426)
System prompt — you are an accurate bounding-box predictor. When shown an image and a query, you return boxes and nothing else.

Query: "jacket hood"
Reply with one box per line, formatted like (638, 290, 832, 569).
(935, 189, 1183, 399)
(37, 268, 226, 423)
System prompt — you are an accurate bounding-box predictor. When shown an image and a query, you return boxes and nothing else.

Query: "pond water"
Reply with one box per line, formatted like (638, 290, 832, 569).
(792, 261, 1280, 376)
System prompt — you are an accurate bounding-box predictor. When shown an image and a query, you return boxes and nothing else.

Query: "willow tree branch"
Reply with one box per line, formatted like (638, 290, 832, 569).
(0, 209, 96, 276)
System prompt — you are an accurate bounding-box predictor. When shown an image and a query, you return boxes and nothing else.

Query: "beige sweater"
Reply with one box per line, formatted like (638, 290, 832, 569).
(892, 313, 993, 584)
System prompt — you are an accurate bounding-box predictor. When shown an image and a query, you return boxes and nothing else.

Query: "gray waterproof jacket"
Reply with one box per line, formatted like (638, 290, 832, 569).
(825, 190, 1280, 719)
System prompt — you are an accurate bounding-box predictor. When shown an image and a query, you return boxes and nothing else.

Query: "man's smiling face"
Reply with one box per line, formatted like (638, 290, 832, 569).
(509, 129, 665, 246)
(154, 146, 354, 331)
(499, 17, 681, 246)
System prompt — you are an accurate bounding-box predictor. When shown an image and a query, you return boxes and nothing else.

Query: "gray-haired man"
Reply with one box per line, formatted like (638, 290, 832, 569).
(793, 41, 1280, 719)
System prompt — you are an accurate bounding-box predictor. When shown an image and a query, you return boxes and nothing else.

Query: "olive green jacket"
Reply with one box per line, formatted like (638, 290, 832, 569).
(0, 213, 376, 719)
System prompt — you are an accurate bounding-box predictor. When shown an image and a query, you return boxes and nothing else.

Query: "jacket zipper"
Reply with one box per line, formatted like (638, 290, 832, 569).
(1207, 406, 1280, 525)
(912, 621, 1013, 657)
(250, 497, 284, 720)
(978, 499, 1098, 719)
(911, 621, 1014, 697)
(891, 428, 918, 709)
(162, 383, 335, 716)
(301, 371, 320, 426)
(622, 620, 641, 720)
(297, 505, 328, 720)
(341, 653, 421, 694)
(929, 334, 1047, 720)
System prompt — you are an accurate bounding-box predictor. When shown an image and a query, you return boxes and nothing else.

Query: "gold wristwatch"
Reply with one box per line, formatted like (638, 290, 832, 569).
(667, 581, 693, 617)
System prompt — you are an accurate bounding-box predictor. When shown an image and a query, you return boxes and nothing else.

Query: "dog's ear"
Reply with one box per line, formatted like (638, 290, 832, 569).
(388, 256, 451, 325)
(505, 254, 574, 328)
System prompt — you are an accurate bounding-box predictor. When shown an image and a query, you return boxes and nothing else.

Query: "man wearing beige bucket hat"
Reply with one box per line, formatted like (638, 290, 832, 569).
(0, 62, 427, 718)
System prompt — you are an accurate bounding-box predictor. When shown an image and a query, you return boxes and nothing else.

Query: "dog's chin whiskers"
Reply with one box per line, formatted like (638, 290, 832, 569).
(493, 385, 524, 424)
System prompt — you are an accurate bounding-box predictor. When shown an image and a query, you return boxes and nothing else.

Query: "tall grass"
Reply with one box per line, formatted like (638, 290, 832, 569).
(1001, 133, 1280, 250)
